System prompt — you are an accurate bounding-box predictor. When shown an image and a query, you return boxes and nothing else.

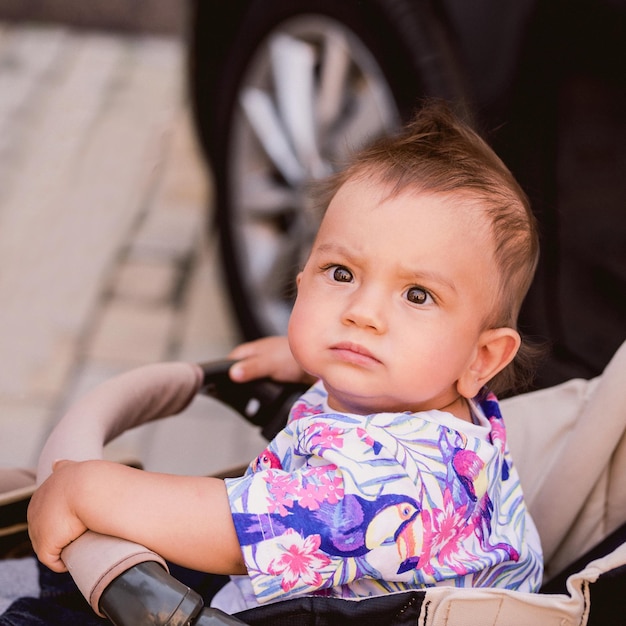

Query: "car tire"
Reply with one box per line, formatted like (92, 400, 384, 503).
(190, 0, 467, 339)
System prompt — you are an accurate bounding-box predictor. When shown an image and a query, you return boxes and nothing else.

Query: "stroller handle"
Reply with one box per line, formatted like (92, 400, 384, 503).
(34, 360, 274, 624)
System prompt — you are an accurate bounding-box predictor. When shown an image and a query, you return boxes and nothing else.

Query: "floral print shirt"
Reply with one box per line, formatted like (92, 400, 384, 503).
(223, 381, 543, 607)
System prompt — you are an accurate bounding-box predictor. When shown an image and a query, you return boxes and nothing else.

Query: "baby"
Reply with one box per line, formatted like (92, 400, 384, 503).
(28, 102, 543, 614)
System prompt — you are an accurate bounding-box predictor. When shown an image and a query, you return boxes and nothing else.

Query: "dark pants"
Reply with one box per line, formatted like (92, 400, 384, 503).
(0, 561, 229, 625)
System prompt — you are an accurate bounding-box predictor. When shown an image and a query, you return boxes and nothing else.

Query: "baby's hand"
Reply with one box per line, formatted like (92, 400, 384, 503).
(228, 336, 313, 385)
(27, 460, 88, 573)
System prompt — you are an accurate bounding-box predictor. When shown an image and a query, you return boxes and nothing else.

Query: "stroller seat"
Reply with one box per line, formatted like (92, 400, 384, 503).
(2, 341, 626, 625)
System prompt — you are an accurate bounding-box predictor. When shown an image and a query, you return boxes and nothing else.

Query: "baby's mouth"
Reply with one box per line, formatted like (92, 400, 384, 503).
(330, 342, 382, 365)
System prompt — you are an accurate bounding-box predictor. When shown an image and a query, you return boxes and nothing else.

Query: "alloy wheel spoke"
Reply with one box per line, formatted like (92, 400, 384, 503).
(316, 29, 351, 135)
(240, 86, 305, 185)
(239, 171, 298, 217)
(330, 87, 394, 160)
(270, 34, 329, 179)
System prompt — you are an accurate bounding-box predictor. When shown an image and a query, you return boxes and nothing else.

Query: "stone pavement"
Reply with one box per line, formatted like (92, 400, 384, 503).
(0, 23, 266, 475)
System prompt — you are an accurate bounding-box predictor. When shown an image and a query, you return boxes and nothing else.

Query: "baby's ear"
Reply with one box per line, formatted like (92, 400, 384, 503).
(457, 328, 521, 398)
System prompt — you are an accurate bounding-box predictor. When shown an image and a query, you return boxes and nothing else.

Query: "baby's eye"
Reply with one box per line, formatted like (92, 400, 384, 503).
(327, 265, 353, 283)
(405, 286, 433, 305)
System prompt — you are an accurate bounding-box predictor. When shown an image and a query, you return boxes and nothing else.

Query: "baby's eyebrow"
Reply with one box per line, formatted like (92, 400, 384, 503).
(398, 268, 458, 294)
(313, 242, 358, 260)
(316, 242, 349, 253)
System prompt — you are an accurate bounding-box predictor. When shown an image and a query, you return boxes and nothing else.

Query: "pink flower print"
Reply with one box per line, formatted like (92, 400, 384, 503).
(290, 401, 324, 422)
(319, 473, 344, 505)
(310, 424, 344, 450)
(302, 465, 331, 478)
(267, 530, 331, 592)
(431, 489, 474, 575)
(267, 494, 294, 516)
(265, 470, 299, 494)
(297, 482, 324, 511)
(265, 471, 299, 516)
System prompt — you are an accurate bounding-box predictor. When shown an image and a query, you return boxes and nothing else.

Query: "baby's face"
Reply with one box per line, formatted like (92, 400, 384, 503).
(288, 178, 500, 417)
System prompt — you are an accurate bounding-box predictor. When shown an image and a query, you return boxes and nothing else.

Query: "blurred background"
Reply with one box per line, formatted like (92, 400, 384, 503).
(0, 1, 267, 476)
(0, 0, 624, 475)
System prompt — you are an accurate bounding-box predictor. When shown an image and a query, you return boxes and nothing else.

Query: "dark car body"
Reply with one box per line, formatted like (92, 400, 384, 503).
(189, 0, 626, 389)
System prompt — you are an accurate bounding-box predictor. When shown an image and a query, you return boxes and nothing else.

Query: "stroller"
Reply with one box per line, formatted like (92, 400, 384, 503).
(2, 339, 626, 625)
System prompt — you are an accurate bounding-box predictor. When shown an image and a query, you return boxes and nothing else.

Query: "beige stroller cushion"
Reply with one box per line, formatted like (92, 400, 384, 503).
(504, 340, 626, 580)
(3, 343, 625, 622)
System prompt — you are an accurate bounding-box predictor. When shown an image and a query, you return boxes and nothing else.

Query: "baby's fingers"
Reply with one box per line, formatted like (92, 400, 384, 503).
(27, 513, 69, 573)
(228, 337, 280, 381)
(51, 459, 75, 472)
(228, 355, 264, 382)
(229, 336, 308, 384)
(37, 548, 69, 573)
(27, 463, 85, 573)
(227, 340, 259, 361)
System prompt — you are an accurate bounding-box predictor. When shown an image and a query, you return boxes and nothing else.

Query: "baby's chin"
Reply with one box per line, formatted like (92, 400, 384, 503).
(324, 383, 457, 416)
(324, 386, 404, 416)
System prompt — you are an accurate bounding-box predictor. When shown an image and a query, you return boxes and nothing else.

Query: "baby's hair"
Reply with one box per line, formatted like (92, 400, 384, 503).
(311, 100, 541, 395)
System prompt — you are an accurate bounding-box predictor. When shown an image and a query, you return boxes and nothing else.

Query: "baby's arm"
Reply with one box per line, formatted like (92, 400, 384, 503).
(31, 361, 244, 576)
(29, 343, 304, 577)
(28, 459, 246, 576)
(228, 335, 315, 385)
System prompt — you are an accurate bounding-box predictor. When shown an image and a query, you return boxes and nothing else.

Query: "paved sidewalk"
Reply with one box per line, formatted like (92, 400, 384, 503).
(0, 23, 266, 474)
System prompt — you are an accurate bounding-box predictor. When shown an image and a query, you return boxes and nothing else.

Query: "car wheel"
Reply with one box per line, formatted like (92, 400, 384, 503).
(191, 0, 467, 339)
